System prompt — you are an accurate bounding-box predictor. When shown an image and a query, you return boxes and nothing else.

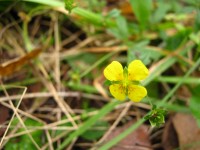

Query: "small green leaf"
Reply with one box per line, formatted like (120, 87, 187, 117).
(149, 113, 165, 126)
(64, 0, 76, 13)
(145, 105, 167, 127)
(104, 80, 112, 86)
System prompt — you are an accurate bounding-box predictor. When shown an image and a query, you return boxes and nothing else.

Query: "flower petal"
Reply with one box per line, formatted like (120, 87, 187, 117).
(104, 61, 124, 81)
(127, 85, 147, 102)
(128, 60, 149, 81)
(109, 84, 126, 100)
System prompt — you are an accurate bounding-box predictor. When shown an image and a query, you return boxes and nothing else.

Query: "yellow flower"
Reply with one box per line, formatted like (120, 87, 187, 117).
(104, 60, 149, 102)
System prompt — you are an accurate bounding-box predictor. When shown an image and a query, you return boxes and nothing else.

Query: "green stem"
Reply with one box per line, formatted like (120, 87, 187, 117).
(148, 96, 153, 107)
(57, 100, 121, 150)
(23, 21, 33, 51)
(22, 0, 116, 27)
(80, 51, 118, 78)
(98, 119, 145, 150)
(72, 7, 116, 27)
(156, 76, 200, 84)
(158, 56, 200, 107)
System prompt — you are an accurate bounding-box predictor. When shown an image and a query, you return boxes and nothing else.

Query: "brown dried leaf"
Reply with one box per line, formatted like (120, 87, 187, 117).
(172, 113, 200, 150)
(0, 105, 9, 136)
(0, 48, 42, 77)
(106, 120, 152, 150)
(119, 1, 133, 16)
(162, 116, 179, 150)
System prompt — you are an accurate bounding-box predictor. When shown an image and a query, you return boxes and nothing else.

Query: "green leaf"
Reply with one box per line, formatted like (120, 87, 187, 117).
(128, 40, 161, 65)
(80, 120, 109, 141)
(165, 28, 192, 50)
(146, 82, 159, 98)
(144, 105, 167, 127)
(152, 1, 170, 23)
(129, 0, 152, 30)
(194, 12, 200, 32)
(86, 0, 106, 12)
(116, 16, 129, 40)
(190, 32, 200, 45)
(107, 9, 121, 18)
(189, 85, 200, 127)
(104, 80, 112, 86)
(108, 15, 130, 41)
(64, 0, 76, 13)
(149, 113, 165, 127)
(5, 118, 43, 150)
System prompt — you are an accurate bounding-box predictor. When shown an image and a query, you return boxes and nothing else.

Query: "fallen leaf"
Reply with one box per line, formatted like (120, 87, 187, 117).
(119, 1, 134, 16)
(0, 48, 42, 77)
(162, 116, 179, 150)
(106, 120, 152, 150)
(172, 113, 200, 150)
(0, 105, 10, 136)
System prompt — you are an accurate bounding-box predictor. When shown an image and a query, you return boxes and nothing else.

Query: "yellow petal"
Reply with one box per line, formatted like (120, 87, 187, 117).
(109, 84, 126, 100)
(104, 61, 124, 81)
(127, 85, 147, 102)
(128, 60, 149, 81)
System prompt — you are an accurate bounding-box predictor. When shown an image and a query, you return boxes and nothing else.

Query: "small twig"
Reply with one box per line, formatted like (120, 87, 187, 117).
(0, 91, 108, 102)
(0, 80, 41, 149)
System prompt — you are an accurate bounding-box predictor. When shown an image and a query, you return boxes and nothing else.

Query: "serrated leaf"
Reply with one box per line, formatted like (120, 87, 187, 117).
(128, 41, 161, 65)
(64, 0, 76, 13)
(145, 106, 166, 127)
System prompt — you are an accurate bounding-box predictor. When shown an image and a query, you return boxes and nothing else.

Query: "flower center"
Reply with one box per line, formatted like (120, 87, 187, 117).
(122, 78, 129, 88)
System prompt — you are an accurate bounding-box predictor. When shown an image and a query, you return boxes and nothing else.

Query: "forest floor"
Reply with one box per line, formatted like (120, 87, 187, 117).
(1, 0, 200, 150)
